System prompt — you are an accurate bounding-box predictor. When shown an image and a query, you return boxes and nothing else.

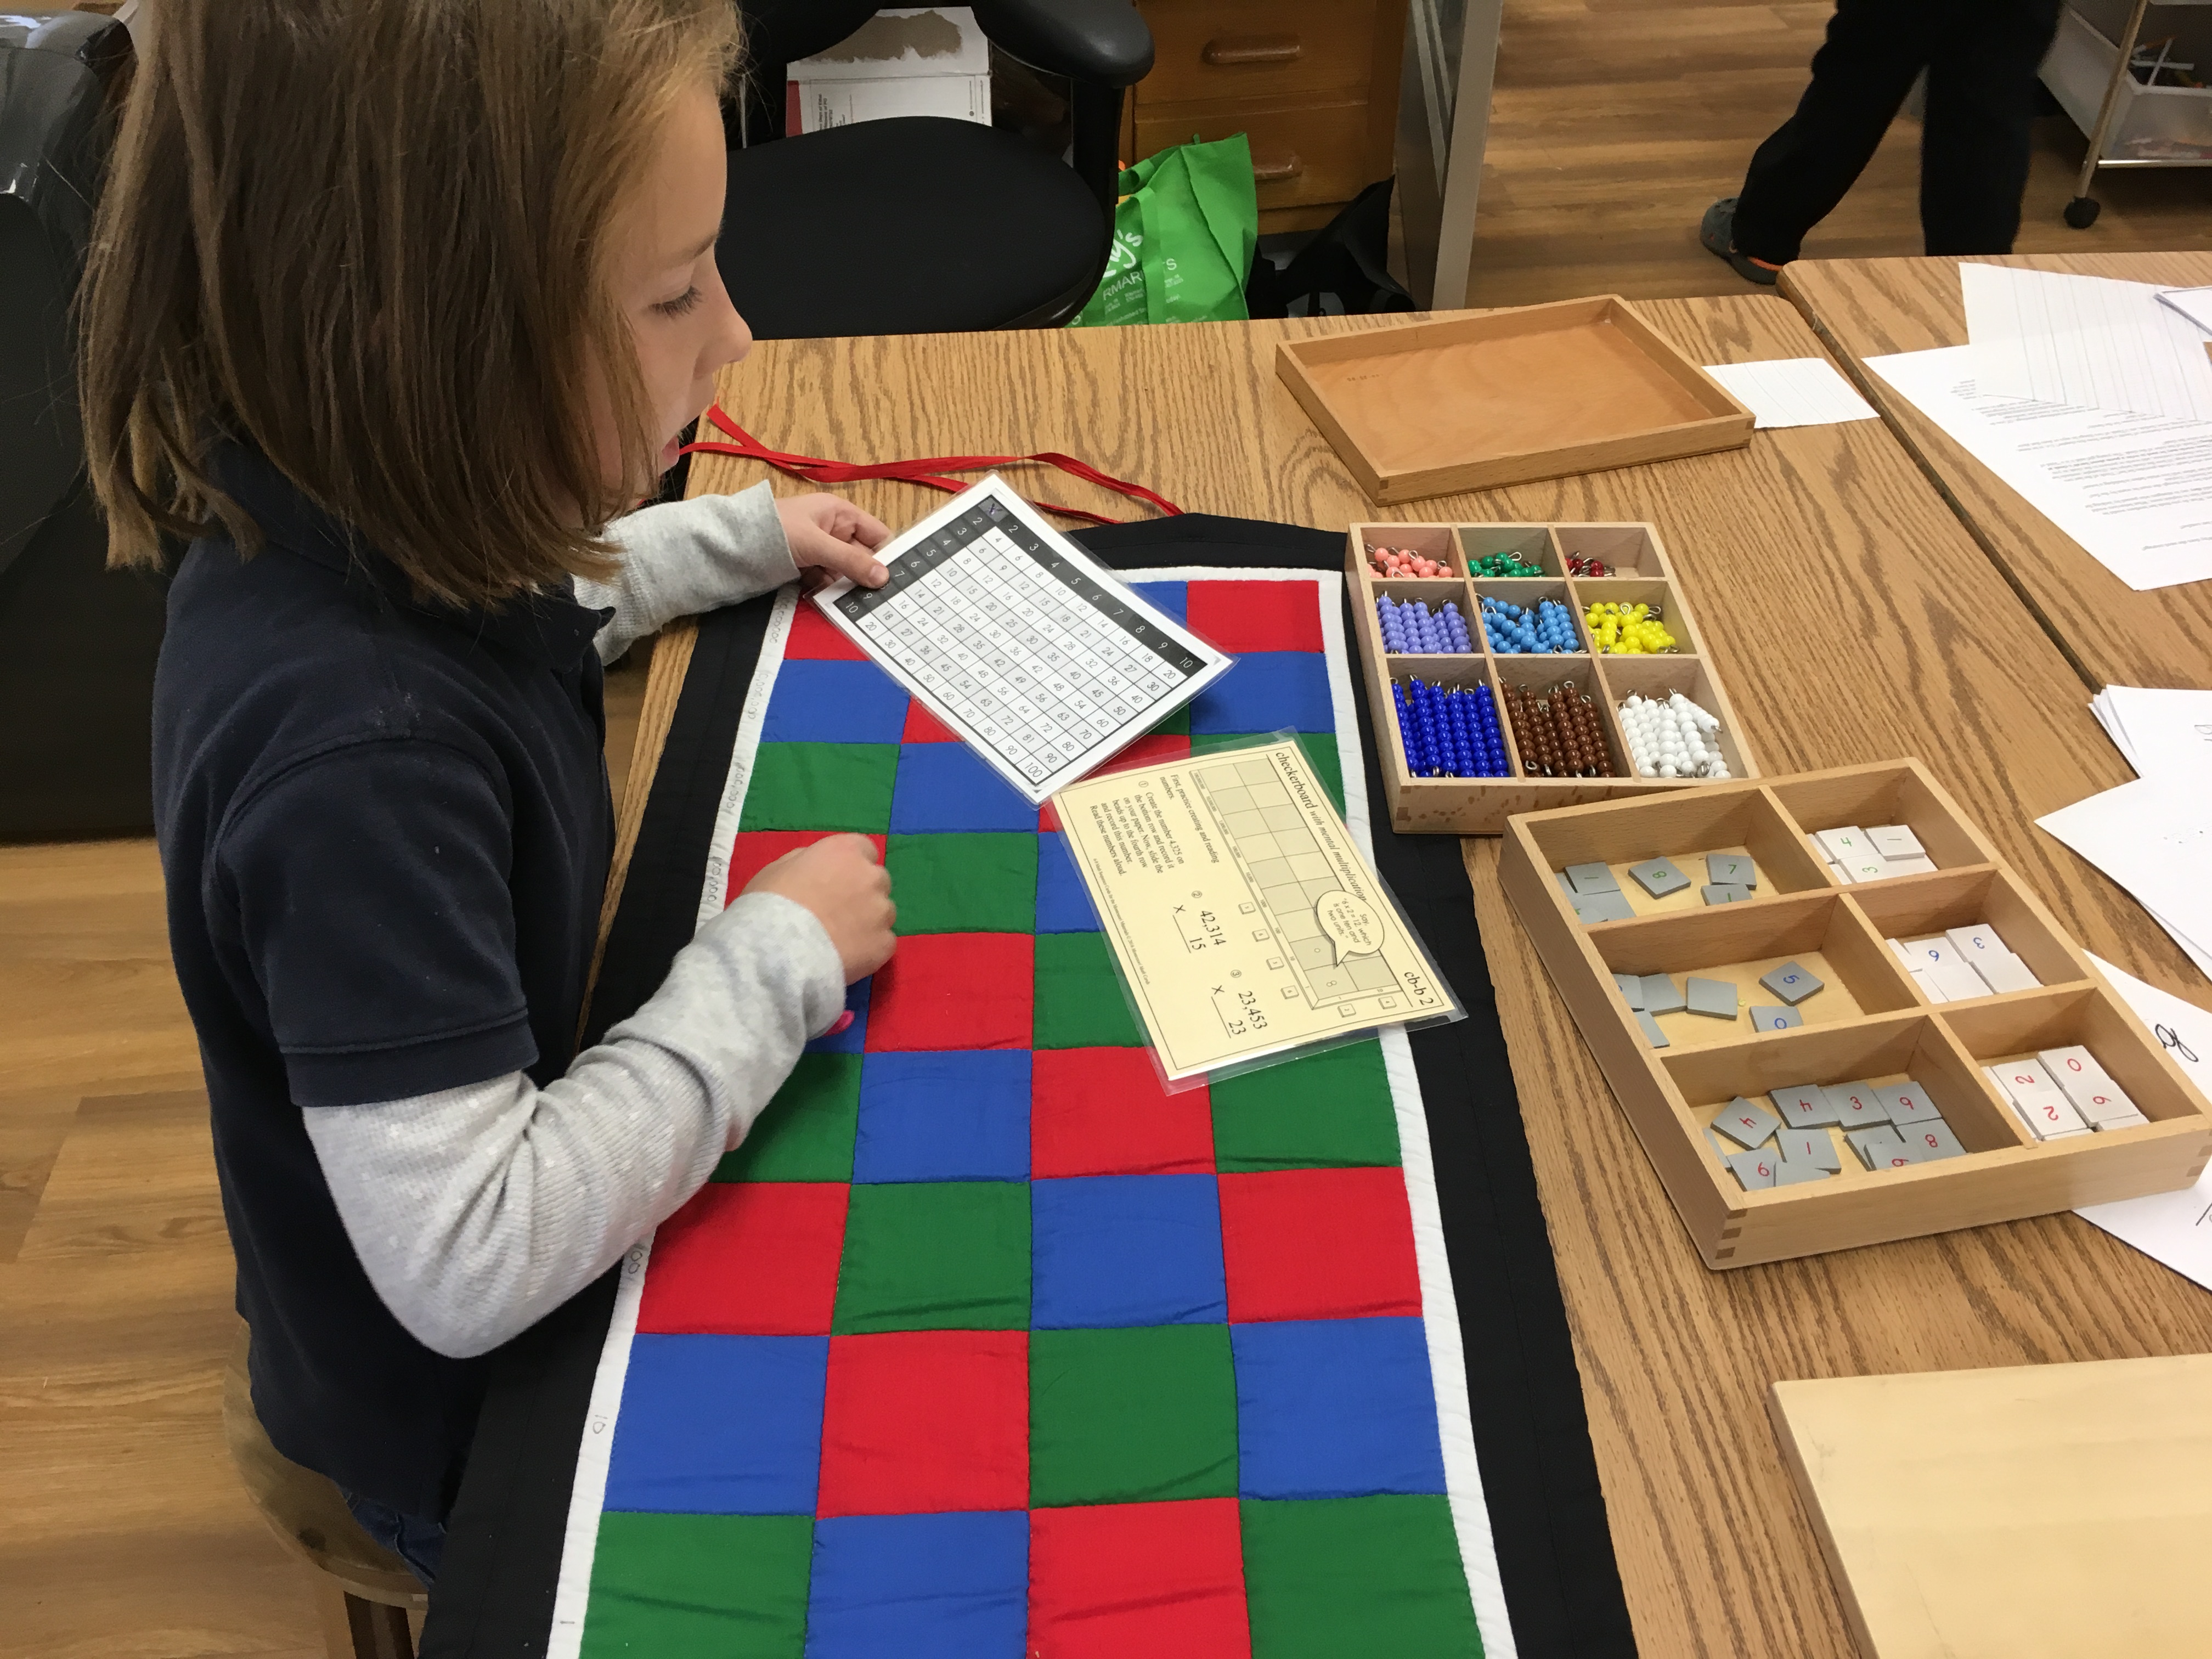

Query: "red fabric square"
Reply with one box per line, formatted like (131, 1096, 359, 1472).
(1040, 733, 1194, 831)
(785, 602, 869, 659)
(724, 831, 887, 907)
(1028, 1499, 1251, 1659)
(900, 701, 961, 743)
(1217, 1167, 1423, 1323)
(1185, 580, 1325, 655)
(636, 1182, 850, 1336)
(1031, 1048, 1213, 1177)
(817, 1330, 1028, 1516)
(865, 932, 1035, 1051)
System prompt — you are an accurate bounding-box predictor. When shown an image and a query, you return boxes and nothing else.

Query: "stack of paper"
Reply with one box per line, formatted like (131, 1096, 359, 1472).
(2074, 955, 2212, 1293)
(1861, 265, 2212, 592)
(2089, 684, 2212, 780)
(2037, 772, 2212, 980)
(1864, 348, 2212, 591)
(1960, 264, 2212, 422)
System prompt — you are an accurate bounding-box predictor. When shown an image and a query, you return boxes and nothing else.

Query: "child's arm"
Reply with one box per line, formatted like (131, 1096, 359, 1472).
(583, 482, 888, 663)
(301, 884, 835, 1358)
(220, 737, 890, 1358)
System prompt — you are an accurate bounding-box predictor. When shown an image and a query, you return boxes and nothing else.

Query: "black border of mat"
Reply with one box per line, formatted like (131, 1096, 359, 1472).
(423, 515, 1635, 1659)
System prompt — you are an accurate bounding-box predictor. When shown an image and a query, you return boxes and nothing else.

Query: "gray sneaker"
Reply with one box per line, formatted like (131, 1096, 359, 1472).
(1700, 199, 1780, 287)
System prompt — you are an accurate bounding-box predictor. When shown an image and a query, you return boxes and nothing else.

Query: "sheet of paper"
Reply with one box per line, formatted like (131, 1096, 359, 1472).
(2074, 955, 2212, 1294)
(814, 475, 1233, 805)
(1052, 738, 1459, 1080)
(2089, 684, 2212, 781)
(1699, 357, 1878, 429)
(2036, 773, 2212, 981)
(1864, 346, 2212, 591)
(1961, 263, 2212, 422)
(2156, 286, 2212, 337)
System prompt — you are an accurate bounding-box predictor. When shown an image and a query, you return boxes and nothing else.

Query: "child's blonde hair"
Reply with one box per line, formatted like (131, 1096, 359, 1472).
(82, 0, 740, 607)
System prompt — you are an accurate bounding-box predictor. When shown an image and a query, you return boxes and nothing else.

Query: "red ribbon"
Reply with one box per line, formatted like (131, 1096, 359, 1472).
(678, 403, 1183, 528)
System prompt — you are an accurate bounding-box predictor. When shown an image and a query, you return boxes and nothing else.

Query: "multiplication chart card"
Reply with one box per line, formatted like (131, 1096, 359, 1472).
(812, 476, 1233, 805)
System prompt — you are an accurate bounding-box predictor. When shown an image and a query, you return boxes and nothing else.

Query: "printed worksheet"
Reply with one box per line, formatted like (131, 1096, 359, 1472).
(813, 475, 1233, 805)
(1054, 738, 1459, 1080)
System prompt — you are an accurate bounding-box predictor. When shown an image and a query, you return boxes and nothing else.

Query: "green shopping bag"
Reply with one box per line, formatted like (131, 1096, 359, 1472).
(1073, 133, 1257, 327)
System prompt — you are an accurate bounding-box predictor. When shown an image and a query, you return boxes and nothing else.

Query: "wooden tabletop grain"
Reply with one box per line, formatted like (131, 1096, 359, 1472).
(621, 300, 2212, 1659)
(1780, 251, 2212, 693)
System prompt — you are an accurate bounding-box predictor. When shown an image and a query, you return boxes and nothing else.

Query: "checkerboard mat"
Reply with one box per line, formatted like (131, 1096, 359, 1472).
(549, 574, 1506, 1659)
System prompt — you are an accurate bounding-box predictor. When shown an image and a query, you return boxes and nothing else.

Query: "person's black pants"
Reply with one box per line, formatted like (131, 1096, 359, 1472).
(1731, 0, 2063, 264)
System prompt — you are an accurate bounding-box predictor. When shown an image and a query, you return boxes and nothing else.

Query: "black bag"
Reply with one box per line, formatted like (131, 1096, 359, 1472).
(1245, 177, 1415, 320)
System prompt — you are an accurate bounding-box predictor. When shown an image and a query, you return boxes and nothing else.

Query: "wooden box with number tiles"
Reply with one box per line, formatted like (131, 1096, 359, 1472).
(1499, 760, 2212, 1269)
(1347, 520, 1759, 836)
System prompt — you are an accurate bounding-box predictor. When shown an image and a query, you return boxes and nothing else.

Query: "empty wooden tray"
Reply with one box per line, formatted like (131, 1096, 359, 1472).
(1278, 296, 1754, 503)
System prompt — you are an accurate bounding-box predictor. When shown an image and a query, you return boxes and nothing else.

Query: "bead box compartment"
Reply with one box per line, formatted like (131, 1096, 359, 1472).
(1351, 521, 1759, 833)
(1500, 760, 2212, 1268)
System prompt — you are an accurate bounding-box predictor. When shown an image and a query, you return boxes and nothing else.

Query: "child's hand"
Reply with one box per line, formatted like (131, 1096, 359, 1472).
(744, 833, 896, 984)
(778, 493, 891, 592)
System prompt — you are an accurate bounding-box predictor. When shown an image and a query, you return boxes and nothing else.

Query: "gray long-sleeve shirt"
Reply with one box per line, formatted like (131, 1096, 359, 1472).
(301, 482, 844, 1358)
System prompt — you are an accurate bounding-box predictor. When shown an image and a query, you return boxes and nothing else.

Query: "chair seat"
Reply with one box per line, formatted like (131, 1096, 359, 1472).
(718, 116, 1107, 339)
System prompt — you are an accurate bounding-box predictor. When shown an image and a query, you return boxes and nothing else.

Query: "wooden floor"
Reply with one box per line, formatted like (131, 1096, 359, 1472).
(0, 651, 649, 1659)
(1466, 0, 2212, 308)
(7, 10, 2210, 1652)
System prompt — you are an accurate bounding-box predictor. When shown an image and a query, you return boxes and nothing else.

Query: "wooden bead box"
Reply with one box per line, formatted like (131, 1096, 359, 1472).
(1499, 760, 2212, 1269)
(1347, 521, 1760, 835)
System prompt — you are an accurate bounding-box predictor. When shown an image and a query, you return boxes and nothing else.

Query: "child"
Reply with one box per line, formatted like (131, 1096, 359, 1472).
(80, 0, 898, 1584)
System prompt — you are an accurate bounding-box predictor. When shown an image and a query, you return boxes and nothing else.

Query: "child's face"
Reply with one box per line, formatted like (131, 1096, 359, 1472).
(605, 81, 752, 487)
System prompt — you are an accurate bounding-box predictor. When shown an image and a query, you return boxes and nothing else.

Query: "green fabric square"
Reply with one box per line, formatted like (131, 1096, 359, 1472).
(885, 832, 1037, 935)
(1147, 704, 1191, 737)
(737, 743, 899, 832)
(580, 1511, 812, 1659)
(1031, 1325, 1237, 1506)
(1189, 732, 1345, 813)
(1032, 931, 1143, 1049)
(713, 1054, 859, 1182)
(1211, 1041, 1401, 1171)
(1242, 1496, 1480, 1659)
(832, 1182, 1030, 1333)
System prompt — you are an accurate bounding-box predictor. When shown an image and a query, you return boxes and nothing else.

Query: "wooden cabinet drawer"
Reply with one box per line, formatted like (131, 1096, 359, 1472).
(1137, 0, 1380, 104)
(1134, 99, 1374, 210)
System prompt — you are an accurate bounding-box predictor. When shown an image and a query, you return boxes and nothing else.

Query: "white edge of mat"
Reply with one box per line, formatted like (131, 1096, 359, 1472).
(545, 587, 795, 1659)
(544, 1234, 653, 1657)
(548, 570, 1516, 1659)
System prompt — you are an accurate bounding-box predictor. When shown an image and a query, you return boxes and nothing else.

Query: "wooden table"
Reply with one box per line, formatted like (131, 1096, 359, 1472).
(1781, 251, 2212, 692)
(623, 298, 2212, 1659)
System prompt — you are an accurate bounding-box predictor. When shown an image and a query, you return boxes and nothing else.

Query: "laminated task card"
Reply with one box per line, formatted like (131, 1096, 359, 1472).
(814, 475, 1234, 805)
(1054, 737, 1460, 1080)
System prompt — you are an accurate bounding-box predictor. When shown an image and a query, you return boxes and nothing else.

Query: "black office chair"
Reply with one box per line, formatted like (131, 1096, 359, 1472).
(0, 11, 164, 839)
(716, 1, 1152, 340)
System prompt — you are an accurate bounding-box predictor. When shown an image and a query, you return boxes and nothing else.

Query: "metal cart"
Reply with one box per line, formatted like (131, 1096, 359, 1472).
(2041, 0, 2212, 227)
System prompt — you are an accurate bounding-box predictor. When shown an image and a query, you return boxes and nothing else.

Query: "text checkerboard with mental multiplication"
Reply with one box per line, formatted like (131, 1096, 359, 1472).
(815, 476, 1234, 805)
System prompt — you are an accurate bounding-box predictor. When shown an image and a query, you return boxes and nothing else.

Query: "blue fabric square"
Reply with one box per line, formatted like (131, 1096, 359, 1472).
(1034, 833, 1099, 933)
(854, 1051, 1031, 1182)
(1129, 580, 1187, 626)
(804, 1511, 1028, 1658)
(890, 744, 1038, 832)
(604, 1334, 828, 1514)
(761, 661, 911, 745)
(1189, 651, 1335, 735)
(806, 978, 872, 1054)
(1031, 1174, 1227, 1328)
(1232, 1317, 1448, 1500)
